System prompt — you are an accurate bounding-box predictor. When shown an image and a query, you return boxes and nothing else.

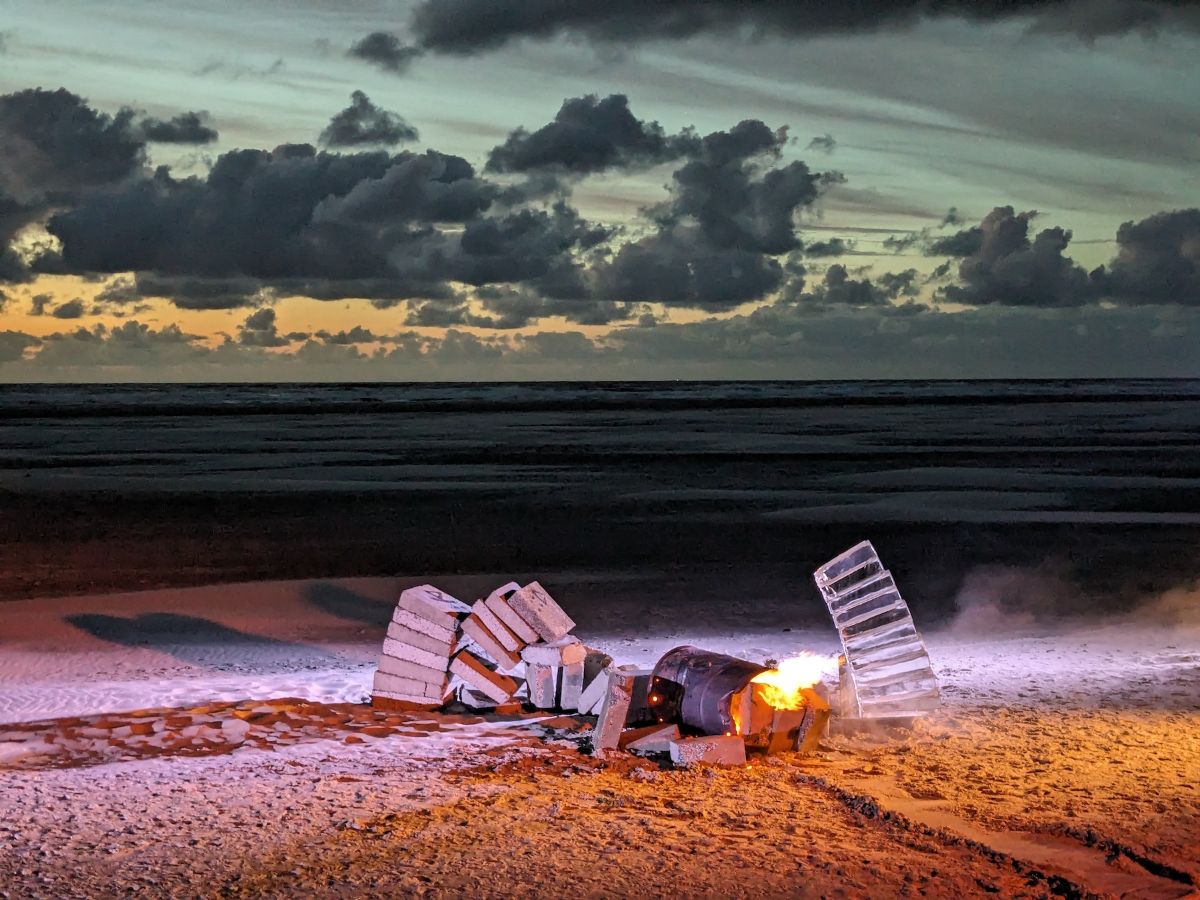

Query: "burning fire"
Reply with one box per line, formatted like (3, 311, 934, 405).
(750, 652, 828, 710)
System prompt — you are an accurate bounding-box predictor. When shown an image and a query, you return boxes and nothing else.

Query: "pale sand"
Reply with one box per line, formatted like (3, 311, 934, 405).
(1, 577, 1197, 897)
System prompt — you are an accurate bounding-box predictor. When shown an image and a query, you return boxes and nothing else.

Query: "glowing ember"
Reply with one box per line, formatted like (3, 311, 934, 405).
(750, 653, 828, 710)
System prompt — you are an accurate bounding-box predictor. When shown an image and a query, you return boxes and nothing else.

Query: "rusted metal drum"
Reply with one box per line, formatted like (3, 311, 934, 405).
(649, 645, 768, 735)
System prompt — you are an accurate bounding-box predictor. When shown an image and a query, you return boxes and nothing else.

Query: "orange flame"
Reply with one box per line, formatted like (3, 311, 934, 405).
(750, 653, 827, 710)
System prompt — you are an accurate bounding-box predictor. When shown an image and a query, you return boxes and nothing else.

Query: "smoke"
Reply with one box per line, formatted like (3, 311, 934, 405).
(947, 560, 1200, 634)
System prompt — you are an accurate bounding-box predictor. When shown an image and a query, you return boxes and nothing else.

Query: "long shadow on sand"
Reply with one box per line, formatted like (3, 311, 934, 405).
(303, 582, 393, 626)
(65, 613, 335, 666)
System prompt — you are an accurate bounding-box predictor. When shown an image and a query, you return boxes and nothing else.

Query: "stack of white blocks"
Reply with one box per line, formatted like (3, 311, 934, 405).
(372, 580, 612, 714)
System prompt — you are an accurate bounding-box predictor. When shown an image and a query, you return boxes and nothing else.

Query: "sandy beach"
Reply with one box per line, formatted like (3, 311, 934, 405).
(1, 575, 1197, 898)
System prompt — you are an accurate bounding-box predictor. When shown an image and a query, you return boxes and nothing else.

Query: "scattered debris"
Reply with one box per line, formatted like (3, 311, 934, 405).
(369, 543, 936, 768)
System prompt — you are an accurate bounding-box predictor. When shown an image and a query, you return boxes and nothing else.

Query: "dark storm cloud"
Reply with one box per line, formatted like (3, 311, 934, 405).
(802, 237, 851, 257)
(0, 88, 145, 278)
(50, 297, 85, 319)
(135, 111, 219, 145)
(237, 307, 307, 347)
(0, 88, 223, 283)
(934, 206, 1095, 307)
(1028, 0, 1200, 38)
(314, 325, 381, 344)
(127, 274, 270, 310)
(486, 94, 697, 176)
(592, 120, 833, 310)
(783, 264, 922, 307)
(348, 32, 423, 74)
(472, 284, 640, 327)
(806, 134, 837, 155)
(0, 329, 40, 363)
(399, 0, 1198, 56)
(43, 143, 517, 303)
(320, 91, 419, 147)
(1095, 208, 1200, 305)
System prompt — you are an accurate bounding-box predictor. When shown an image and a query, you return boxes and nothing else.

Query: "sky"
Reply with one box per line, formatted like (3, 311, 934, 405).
(0, 0, 1197, 381)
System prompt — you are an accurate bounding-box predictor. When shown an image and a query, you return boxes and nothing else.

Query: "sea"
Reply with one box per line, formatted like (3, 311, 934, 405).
(2, 379, 1199, 619)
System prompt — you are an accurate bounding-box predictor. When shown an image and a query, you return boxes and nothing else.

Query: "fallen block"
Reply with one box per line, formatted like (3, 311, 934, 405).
(559, 660, 585, 710)
(386, 621, 454, 657)
(450, 650, 519, 704)
(460, 613, 522, 670)
(616, 665, 655, 724)
(377, 655, 451, 687)
(526, 663, 558, 709)
(583, 649, 613, 688)
(392, 607, 456, 643)
(471, 599, 525, 653)
(484, 584, 541, 644)
(577, 665, 612, 715)
(381, 636, 453, 673)
(621, 724, 681, 753)
(371, 693, 440, 712)
(397, 584, 471, 628)
(520, 636, 586, 667)
(372, 670, 445, 701)
(593, 671, 635, 750)
(669, 735, 747, 768)
(507, 581, 575, 642)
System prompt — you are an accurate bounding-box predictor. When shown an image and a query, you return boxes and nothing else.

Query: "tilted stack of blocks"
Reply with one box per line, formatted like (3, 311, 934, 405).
(372, 581, 622, 716)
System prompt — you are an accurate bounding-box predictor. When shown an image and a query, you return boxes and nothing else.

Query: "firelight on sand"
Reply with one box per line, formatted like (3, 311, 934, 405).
(750, 653, 831, 710)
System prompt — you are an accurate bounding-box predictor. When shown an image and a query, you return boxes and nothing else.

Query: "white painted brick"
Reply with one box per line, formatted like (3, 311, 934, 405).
(526, 663, 558, 709)
(386, 621, 453, 656)
(471, 599, 525, 653)
(559, 661, 584, 710)
(577, 665, 612, 715)
(485, 590, 540, 644)
(669, 735, 746, 768)
(449, 650, 519, 704)
(623, 724, 681, 753)
(377, 655, 450, 685)
(372, 670, 444, 700)
(391, 606, 456, 642)
(381, 636, 452, 672)
(460, 614, 522, 669)
(397, 584, 470, 627)
(370, 689, 439, 709)
(593, 672, 635, 750)
(507, 581, 575, 642)
(520, 636, 585, 667)
(485, 581, 522, 604)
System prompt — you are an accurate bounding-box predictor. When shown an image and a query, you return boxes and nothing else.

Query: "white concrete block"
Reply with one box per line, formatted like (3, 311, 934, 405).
(449, 650, 519, 704)
(623, 724, 681, 753)
(485, 581, 522, 604)
(377, 655, 451, 685)
(381, 636, 452, 673)
(485, 589, 540, 644)
(507, 581, 575, 642)
(392, 606, 456, 642)
(526, 663, 558, 709)
(559, 661, 584, 710)
(471, 598, 525, 653)
(372, 670, 444, 700)
(520, 636, 586, 667)
(386, 620, 453, 657)
(593, 672, 635, 750)
(460, 613, 522, 669)
(370, 689, 439, 710)
(577, 665, 612, 715)
(669, 735, 747, 768)
(397, 584, 470, 627)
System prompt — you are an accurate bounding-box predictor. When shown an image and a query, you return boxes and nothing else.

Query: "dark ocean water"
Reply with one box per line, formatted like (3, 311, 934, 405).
(2, 379, 1198, 523)
(1, 380, 1198, 612)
